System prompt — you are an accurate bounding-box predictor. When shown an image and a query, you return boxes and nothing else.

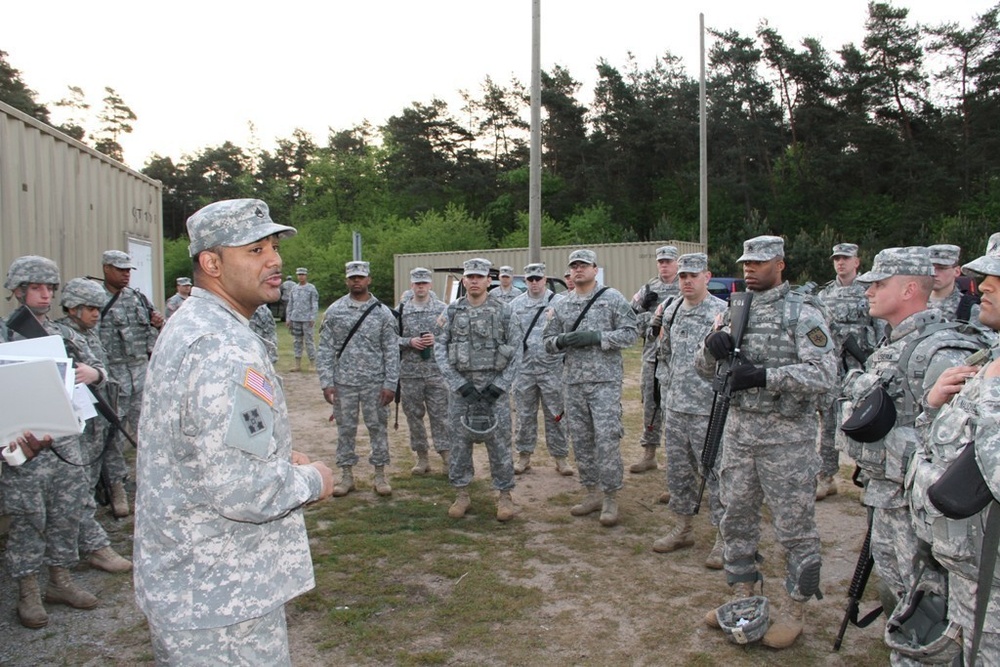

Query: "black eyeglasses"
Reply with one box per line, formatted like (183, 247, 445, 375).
(525, 276, 544, 282)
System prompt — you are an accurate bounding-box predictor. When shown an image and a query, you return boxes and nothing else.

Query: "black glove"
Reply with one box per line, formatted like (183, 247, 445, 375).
(457, 382, 480, 403)
(641, 290, 659, 311)
(729, 364, 767, 391)
(705, 331, 734, 360)
(482, 384, 504, 403)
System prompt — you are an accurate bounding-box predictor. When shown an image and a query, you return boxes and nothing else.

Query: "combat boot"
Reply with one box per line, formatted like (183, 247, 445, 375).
(705, 581, 756, 628)
(815, 474, 838, 501)
(373, 466, 392, 496)
(513, 451, 532, 474)
(411, 451, 430, 475)
(87, 546, 132, 573)
(761, 599, 806, 649)
(45, 567, 98, 609)
(658, 489, 672, 504)
(17, 575, 48, 628)
(496, 490, 515, 522)
(448, 489, 471, 518)
(629, 446, 658, 473)
(290, 357, 302, 373)
(704, 531, 725, 570)
(553, 457, 575, 476)
(110, 481, 130, 518)
(652, 514, 694, 553)
(332, 466, 355, 497)
(599, 492, 619, 527)
(570, 487, 602, 516)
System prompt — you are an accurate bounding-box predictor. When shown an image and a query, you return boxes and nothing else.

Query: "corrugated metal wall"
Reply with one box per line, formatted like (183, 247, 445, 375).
(0, 100, 163, 317)
(393, 240, 705, 303)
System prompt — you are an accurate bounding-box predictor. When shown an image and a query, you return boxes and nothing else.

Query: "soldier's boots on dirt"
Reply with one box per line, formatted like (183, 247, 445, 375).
(704, 581, 756, 628)
(290, 357, 302, 373)
(761, 600, 806, 649)
(553, 457, 575, 476)
(704, 532, 725, 570)
(629, 446, 658, 473)
(449, 489, 471, 518)
(513, 451, 532, 474)
(496, 490, 515, 522)
(599, 492, 619, 527)
(17, 575, 48, 628)
(411, 452, 430, 475)
(570, 487, 602, 516)
(652, 514, 694, 553)
(333, 466, 355, 497)
(110, 481, 130, 518)
(44, 567, 98, 609)
(87, 546, 132, 573)
(373, 466, 392, 496)
(815, 474, 838, 501)
(658, 489, 671, 504)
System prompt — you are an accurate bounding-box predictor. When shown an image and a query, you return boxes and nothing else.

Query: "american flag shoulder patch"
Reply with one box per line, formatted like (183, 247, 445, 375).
(243, 367, 274, 406)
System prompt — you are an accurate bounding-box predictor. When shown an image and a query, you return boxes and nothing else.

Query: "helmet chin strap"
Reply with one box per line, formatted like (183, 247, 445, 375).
(27, 304, 50, 316)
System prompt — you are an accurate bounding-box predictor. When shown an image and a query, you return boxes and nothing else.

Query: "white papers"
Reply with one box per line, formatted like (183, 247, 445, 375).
(0, 335, 75, 395)
(0, 358, 82, 443)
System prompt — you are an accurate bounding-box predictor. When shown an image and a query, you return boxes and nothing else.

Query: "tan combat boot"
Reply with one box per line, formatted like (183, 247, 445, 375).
(290, 357, 302, 373)
(554, 457, 575, 476)
(570, 487, 602, 516)
(87, 546, 132, 573)
(448, 489, 471, 518)
(110, 481, 130, 518)
(629, 446, 658, 473)
(761, 599, 806, 649)
(704, 531, 725, 570)
(411, 451, 430, 475)
(658, 489, 672, 504)
(332, 466, 355, 497)
(373, 466, 392, 496)
(17, 575, 48, 628)
(652, 514, 694, 553)
(45, 567, 98, 609)
(815, 474, 838, 501)
(496, 490, 515, 522)
(513, 451, 532, 474)
(599, 492, 619, 527)
(705, 581, 756, 628)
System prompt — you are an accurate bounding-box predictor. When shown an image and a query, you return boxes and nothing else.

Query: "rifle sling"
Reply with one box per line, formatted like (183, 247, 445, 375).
(100, 289, 121, 319)
(570, 287, 609, 332)
(971, 501, 1000, 666)
(338, 301, 380, 359)
(522, 293, 554, 352)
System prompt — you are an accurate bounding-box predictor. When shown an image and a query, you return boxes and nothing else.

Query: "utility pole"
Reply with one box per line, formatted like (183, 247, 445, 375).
(528, 0, 542, 264)
(699, 13, 708, 248)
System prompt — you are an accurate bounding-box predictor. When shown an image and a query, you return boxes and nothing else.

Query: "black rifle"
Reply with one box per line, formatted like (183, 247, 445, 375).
(695, 291, 752, 514)
(833, 510, 883, 650)
(842, 333, 870, 367)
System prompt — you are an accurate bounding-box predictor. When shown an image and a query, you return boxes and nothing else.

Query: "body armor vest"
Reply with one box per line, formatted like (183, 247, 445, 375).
(447, 300, 513, 372)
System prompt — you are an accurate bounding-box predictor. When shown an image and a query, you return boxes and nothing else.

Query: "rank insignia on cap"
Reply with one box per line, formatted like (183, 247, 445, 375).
(242, 408, 267, 436)
(254, 206, 265, 218)
(244, 367, 274, 406)
(806, 327, 829, 348)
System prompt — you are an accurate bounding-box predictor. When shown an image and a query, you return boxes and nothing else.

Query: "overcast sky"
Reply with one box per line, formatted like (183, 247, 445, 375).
(3, 0, 995, 168)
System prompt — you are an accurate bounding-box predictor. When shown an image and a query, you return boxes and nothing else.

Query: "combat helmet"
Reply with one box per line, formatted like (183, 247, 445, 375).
(61, 278, 107, 310)
(884, 579, 962, 664)
(5, 255, 60, 291)
(460, 400, 498, 443)
(716, 595, 771, 645)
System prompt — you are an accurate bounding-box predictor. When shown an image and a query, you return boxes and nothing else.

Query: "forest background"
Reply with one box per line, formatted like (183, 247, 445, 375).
(2, 1, 999, 305)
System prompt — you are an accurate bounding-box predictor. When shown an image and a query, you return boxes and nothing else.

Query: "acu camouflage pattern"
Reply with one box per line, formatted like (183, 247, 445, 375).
(249, 304, 279, 363)
(164, 291, 188, 320)
(286, 281, 319, 361)
(134, 287, 324, 631)
(151, 604, 291, 666)
(397, 295, 450, 454)
(489, 284, 524, 305)
(510, 289, 569, 458)
(542, 285, 637, 493)
(927, 285, 984, 331)
(317, 295, 399, 468)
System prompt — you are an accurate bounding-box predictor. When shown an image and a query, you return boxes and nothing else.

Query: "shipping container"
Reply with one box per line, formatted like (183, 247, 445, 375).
(0, 100, 163, 317)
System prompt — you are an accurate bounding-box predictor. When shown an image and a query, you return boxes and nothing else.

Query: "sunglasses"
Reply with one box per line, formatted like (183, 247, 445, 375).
(525, 276, 544, 282)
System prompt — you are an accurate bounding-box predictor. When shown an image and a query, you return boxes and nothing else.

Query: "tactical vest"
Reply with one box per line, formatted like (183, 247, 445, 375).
(446, 300, 514, 372)
(839, 321, 989, 482)
(819, 280, 874, 350)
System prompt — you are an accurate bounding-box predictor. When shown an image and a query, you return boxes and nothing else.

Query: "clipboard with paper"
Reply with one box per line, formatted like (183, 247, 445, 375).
(0, 357, 82, 443)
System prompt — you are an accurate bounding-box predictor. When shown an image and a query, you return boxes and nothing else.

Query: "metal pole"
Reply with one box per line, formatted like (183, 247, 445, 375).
(699, 13, 708, 248)
(528, 0, 542, 264)
(353, 231, 362, 261)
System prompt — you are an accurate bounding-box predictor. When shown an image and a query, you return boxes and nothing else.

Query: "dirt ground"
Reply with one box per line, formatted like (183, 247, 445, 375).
(0, 360, 890, 666)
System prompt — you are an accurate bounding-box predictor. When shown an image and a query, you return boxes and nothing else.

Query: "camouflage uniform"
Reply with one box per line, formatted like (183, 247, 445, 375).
(249, 303, 279, 364)
(164, 277, 191, 321)
(510, 281, 569, 461)
(396, 285, 450, 458)
(489, 285, 524, 305)
(134, 199, 324, 664)
(278, 277, 295, 320)
(317, 291, 400, 469)
(928, 284, 984, 330)
(286, 274, 319, 363)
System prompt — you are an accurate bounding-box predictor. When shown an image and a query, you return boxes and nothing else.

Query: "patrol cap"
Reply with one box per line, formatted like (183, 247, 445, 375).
(61, 277, 107, 309)
(523, 263, 546, 278)
(176, 277, 192, 286)
(831, 243, 859, 258)
(677, 253, 708, 274)
(962, 233, 1000, 278)
(927, 244, 961, 267)
(346, 261, 370, 278)
(463, 258, 491, 276)
(102, 250, 135, 269)
(563, 270, 571, 278)
(296, 267, 308, 275)
(499, 265, 514, 277)
(568, 249, 597, 266)
(286, 275, 293, 280)
(737, 235, 784, 263)
(409, 267, 432, 283)
(656, 245, 679, 261)
(857, 247, 935, 282)
(187, 198, 296, 257)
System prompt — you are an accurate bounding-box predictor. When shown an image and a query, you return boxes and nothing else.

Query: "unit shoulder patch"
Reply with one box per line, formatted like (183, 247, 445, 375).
(806, 326, 829, 348)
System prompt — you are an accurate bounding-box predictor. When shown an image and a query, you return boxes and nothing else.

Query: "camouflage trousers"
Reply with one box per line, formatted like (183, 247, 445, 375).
(663, 409, 722, 525)
(567, 382, 624, 493)
(512, 372, 569, 458)
(817, 393, 841, 477)
(105, 360, 143, 483)
(400, 375, 451, 454)
(447, 393, 514, 491)
(638, 360, 663, 447)
(870, 504, 921, 601)
(949, 574, 1000, 666)
(149, 604, 290, 666)
(1, 442, 86, 578)
(78, 421, 112, 554)
(332, 383, 390, 468)
(718, 431, 820, 592)
(288, 321, 315, 361)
